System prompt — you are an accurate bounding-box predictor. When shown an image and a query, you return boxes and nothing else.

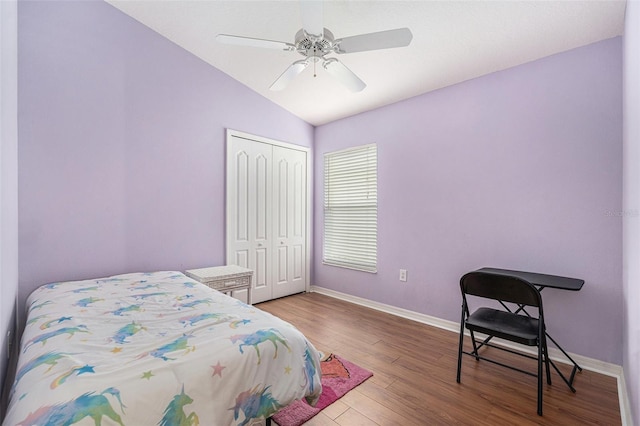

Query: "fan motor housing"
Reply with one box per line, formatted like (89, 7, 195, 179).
(295, 28, 335, 58)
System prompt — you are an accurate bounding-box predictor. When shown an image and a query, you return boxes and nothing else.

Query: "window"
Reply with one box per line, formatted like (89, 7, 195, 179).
(323, 144, 377, 273)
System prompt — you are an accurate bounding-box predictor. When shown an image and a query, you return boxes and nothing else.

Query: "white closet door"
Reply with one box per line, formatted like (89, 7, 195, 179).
(226, 130, 309, 304)
(226, 136, 273, 304)
(272, 146, 307, 299)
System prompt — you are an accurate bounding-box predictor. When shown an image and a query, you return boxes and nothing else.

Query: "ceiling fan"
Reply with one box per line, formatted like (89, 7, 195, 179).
(216, 1, 413, 92)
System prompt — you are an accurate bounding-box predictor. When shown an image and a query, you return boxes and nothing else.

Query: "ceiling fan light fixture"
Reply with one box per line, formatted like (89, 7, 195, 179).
(269, 59, 309, 91)
(323, 58, 366, 92)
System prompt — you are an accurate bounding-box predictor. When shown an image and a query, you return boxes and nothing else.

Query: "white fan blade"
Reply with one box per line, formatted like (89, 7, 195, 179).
(322, 58, 366, 92)
(299, 0, 323, 37)
(216, 34, 294, 51)
(336, 28, 413, 54)
(270, 60, 309, 91)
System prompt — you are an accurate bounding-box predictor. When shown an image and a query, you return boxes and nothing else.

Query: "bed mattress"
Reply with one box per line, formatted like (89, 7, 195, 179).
(4, 271, 322, 426)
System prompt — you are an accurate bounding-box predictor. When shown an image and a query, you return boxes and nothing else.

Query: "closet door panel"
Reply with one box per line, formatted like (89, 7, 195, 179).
(235, 151, 249, 243)
(272, 146, 307, 298)
(293, 244, 303, 281)
(276, 246, 288, 284)
(255, 154, 269, 241)
(227, 136, 273, 304)
(254, 248, 268, 292)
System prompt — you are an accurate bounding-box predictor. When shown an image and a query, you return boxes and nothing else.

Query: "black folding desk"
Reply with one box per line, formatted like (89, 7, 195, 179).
(476, 267, 584, 292)
(475, 267, 585, 391)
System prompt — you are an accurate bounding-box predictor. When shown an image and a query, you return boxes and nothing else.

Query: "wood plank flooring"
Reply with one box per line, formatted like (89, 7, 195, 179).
(257, 292, 621, 426)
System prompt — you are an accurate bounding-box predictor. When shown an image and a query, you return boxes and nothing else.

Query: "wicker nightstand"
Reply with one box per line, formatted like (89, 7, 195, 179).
(184, 265, 254, 304)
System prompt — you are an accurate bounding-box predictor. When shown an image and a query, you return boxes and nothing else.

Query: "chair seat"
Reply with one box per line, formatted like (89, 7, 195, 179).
(466, 307, 539, 346)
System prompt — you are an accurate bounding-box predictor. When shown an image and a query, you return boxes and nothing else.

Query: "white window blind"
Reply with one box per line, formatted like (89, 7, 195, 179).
(323, 144, 377, 273)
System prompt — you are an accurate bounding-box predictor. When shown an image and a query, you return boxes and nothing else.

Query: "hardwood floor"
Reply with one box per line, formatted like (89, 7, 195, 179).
(257, 292, 621, 426)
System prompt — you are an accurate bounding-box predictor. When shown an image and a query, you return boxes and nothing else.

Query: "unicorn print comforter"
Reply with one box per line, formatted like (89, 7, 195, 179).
(4, 271, 322, 426)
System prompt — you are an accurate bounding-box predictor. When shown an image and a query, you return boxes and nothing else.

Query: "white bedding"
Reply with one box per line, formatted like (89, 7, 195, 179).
(4, 271, 322, 426)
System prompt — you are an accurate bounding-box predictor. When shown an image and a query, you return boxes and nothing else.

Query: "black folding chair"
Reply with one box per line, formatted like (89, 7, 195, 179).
(456, 271, 551, 415)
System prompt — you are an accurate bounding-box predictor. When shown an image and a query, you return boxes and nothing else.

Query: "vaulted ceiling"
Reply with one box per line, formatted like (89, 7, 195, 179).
(106, 0, 627, 126)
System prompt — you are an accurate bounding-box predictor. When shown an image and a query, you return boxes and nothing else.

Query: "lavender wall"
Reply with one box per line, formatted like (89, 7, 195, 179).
(18, 0, 313, 309)
(1, 0, 19, 408)
(623, 0, 640, 422)
(314, 38, 623, 364)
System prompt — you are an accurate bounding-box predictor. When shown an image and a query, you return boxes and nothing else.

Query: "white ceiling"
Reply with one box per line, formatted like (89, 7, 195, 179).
(106, 0, 626, 126)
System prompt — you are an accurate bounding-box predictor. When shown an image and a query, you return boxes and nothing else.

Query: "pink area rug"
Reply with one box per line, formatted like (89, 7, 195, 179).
(272, 354, 373, 426)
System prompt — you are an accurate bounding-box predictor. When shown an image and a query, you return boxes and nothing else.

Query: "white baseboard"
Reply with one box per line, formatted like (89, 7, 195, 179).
(309, 285, 633, 426)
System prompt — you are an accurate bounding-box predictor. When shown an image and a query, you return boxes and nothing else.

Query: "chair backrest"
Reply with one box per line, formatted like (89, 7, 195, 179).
(460, 271, 542, 308)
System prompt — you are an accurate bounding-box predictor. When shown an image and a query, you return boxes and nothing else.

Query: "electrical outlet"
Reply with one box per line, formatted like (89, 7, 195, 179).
(399, 269, 407, 282)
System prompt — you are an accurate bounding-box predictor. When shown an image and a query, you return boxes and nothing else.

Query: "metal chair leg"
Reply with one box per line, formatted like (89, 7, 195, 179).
(457, 306, 466, 383)
(537, 331, 543, 416)
(469, 330, 479, 360)
(543, 333, 552, 386)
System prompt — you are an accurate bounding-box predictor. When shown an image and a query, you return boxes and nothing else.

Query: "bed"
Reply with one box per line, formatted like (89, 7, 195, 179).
(4, 271, 322, 426)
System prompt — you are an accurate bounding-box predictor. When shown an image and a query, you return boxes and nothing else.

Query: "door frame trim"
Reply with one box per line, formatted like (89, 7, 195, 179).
(225, 129, 312, 296)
